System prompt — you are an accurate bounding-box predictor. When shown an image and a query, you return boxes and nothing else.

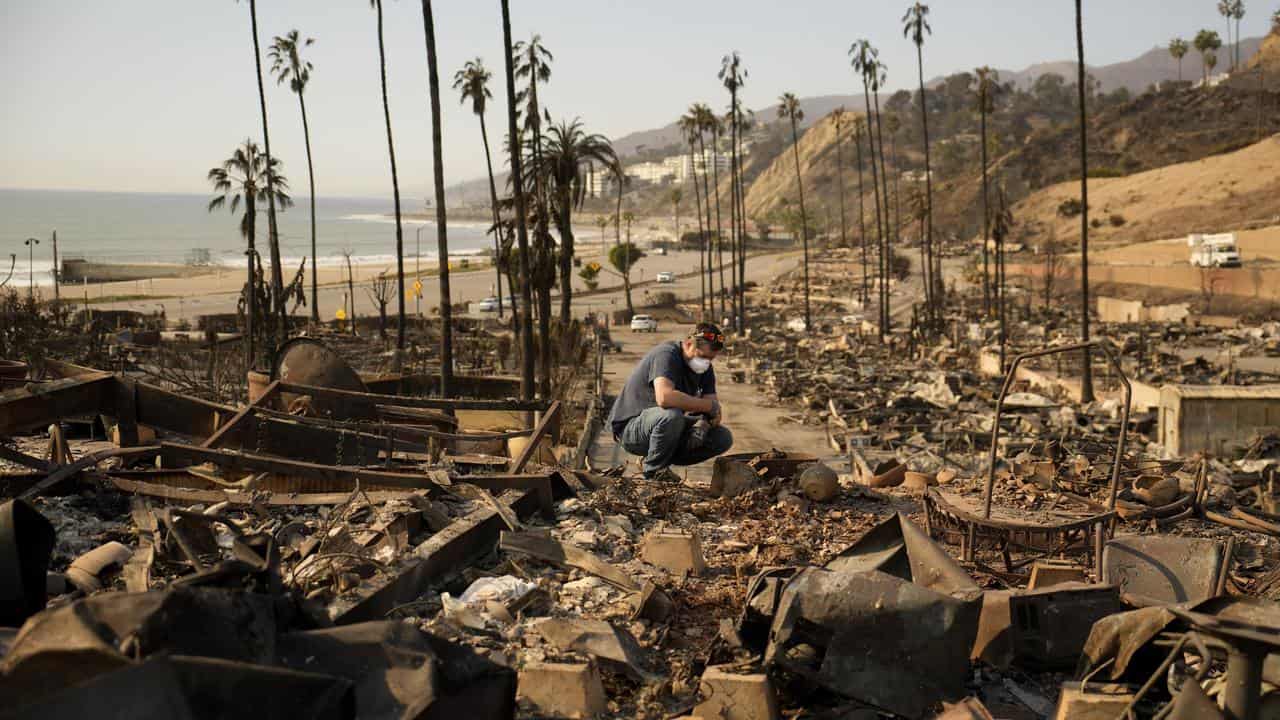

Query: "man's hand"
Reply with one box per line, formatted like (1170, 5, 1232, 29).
(708, 398, 722, 426)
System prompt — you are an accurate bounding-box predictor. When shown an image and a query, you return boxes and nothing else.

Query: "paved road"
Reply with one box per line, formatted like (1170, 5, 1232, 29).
(88, 249, 805, 327)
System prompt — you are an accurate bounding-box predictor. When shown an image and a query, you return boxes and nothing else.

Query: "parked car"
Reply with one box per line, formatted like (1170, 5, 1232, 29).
(630, 314, 658, 332)
(477, 297, 500, 312)
(656, 271, 676, 284)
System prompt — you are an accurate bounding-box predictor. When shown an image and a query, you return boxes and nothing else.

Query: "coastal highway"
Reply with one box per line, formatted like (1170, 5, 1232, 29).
(86, 248, 805, 326)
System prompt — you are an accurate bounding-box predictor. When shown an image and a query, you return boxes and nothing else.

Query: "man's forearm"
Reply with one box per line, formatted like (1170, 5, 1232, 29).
(657, 390, 713, 414)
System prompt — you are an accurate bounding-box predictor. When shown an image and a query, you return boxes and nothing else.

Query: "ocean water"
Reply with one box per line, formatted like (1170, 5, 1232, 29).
(0, 188, 495, 287)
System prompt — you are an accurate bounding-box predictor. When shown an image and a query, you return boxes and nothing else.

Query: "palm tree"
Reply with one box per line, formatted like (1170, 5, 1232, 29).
(1194, 29, 1224, 85)
(696, 104, 726, 321)
(832, 109, 850, 254)
(207, 140, 292, 375)
(678, 109, 708, 314)
(851, 41, 889, 340)
(1169, 38, 1190, 82)
(871, 63, 894, 336)
(269, 30, 319, 325)
(420, 0, 453, 395)
(1230, 1, 1246, 71)
(902, 2, 936, 326)
(500, 0, 535, 401)
(885, 112, 913, 309)
(719, 52, 747, 331)
(1219, 1, 1234, 70)
(454, 58, 505, 319)
(526, 120, 618, 334)
(974, 66, 998, 317)
(1075, 0, 1094, 403)
(514, 34, 555, 396)
(1205, 51, 1219, 77)
(365, 0, 408, 351)
(778, 92, 811, 330)
(853, 115, 870, 305)
(237, 0, 286, 345)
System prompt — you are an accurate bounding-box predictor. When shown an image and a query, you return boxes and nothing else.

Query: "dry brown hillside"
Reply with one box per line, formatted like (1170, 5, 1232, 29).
(744, 112, 852, 221)
(1010, 134, 1280, 247)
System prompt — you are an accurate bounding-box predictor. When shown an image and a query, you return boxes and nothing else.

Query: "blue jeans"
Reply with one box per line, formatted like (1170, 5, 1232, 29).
(618, 407, 734, 477)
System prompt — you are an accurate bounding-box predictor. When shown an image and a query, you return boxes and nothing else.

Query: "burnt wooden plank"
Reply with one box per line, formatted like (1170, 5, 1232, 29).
(202, 381, 280, 449)
(277, 381, 549, 412)
(508, 401, 561, 474)
(0, 373, 114, 436)
(159, 441, 444, 490)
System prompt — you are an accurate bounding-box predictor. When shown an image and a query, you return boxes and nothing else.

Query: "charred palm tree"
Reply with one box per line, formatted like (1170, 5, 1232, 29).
(778, 93, 811, 329)
(367, 0, 408, 350)
(697, 104, 726, 320)
(869, 62, 893, 336)
(718, 52, 748, 331)
(678, 109, 708, 314)
(974, 66, 998, 318)
(237, 0, 286, 344)
(903, 2, 936, 325)
(850, 41, 889, 340)
(514, 34, 555, 396)
(207, 140, 292, 376)
(853, 115, 870, 305)
(832, 108, 850, 255)
(1075, 0, 1094, 402)
(269, 30, 319, 324)
(420, 0, 453, 393)
(454, 58, 505, 319)
(499, 0, 535, 400)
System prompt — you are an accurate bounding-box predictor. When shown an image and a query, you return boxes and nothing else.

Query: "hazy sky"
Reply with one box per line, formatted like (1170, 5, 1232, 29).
(2, 1, 1273, 200)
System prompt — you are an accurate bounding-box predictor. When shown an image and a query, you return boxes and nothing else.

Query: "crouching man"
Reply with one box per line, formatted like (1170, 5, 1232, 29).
(608, 322, 734, 482)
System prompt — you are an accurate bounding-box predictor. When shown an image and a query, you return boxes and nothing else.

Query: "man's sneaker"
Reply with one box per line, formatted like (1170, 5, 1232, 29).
(644, 467, 683, 484)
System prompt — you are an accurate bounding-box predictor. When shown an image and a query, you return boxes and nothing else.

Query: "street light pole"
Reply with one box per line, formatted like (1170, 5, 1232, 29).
(23, 238, 39, 300)
(415, 224, 426, 317)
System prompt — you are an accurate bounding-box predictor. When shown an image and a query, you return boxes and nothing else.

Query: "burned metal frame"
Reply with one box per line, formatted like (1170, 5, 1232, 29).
(924, 342, 1131, 572)
(985, 341, 1132, 518)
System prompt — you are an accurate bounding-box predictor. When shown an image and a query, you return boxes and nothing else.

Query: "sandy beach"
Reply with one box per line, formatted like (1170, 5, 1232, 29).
(76, 227, 739, 324)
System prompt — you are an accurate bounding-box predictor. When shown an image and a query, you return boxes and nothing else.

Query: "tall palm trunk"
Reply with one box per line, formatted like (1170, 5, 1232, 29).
(421, 0, 452, 396)
(854, 124, 869, 305)
(244, 193, 257, 376)
(1075, 0, 1094, 402)
(730, 101, 746, 331)
(980, 98, 991, 318)
(247, 0, 285, 348)
(835, 115, 849, 253)
(705, 129, 726, 322)
(478, 110, 504, 319)
(726, 119, 740, 331)
(500, 0, 534, 401)
(914, 43, 936, 326)
(789, 114, 811, 330)
(296, 90, 319, 324)
(689, 143, 709, 318)
(861, 83, 887, 340)
(373, 0, 407, 351)
(872, 88, 893, 335)
(524, 62, 553, 398)
(556, 197, 575, 330)
(738, 120, 749, 329)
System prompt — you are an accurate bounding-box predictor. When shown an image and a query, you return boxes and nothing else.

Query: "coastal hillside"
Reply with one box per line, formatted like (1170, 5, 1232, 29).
(737, 66, 1280, 243)
(1009, 134, 1280, 247)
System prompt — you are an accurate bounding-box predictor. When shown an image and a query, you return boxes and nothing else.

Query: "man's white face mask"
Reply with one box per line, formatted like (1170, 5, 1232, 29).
(688, 356, 712, 374)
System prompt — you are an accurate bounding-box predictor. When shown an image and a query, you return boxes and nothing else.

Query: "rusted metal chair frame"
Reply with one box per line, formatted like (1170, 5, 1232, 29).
(924, 342, 1131, 573)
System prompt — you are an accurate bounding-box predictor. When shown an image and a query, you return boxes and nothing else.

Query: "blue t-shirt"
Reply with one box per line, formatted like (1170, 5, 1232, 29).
(608, 341, 717, 437)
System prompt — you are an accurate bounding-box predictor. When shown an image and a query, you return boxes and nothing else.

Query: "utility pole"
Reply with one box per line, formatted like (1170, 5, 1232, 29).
(51, 230, 60, 307)
(24, 238, 39, 300)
